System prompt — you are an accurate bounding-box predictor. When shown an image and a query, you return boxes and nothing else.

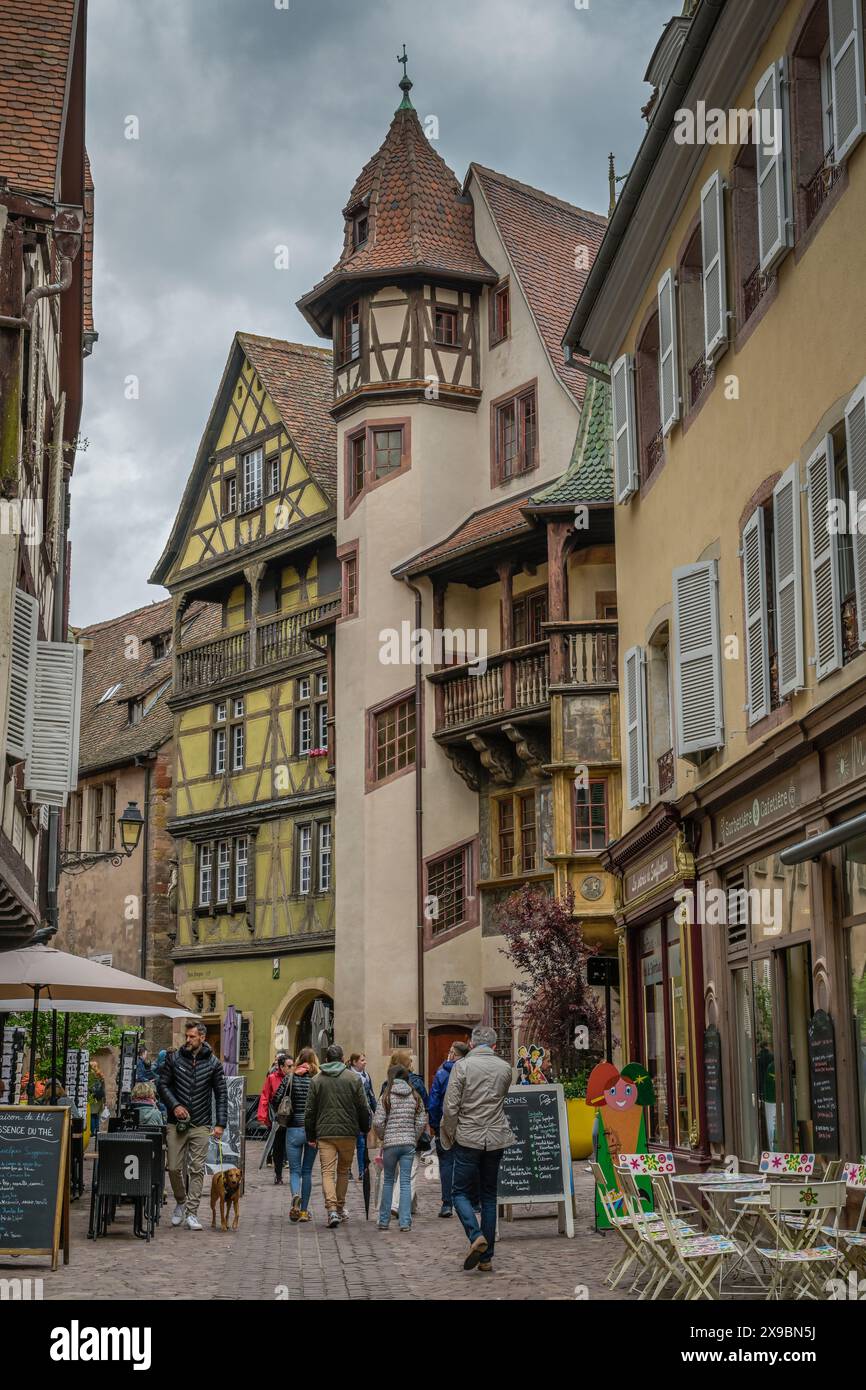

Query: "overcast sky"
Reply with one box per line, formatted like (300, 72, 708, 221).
(71, 0, 675, 627)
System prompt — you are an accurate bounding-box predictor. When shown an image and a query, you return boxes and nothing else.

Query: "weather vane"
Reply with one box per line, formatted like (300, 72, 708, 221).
(397, 44, 409, 80)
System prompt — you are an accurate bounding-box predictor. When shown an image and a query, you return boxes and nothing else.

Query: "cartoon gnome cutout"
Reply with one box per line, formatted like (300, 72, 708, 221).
(586, 1060, 656, 1229)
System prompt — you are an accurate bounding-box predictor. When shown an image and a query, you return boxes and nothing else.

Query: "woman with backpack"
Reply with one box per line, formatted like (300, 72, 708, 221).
(282, 1047, 320, 1222)
(258, 1054, 292, 1184)
(372, 1065, 427, 1232)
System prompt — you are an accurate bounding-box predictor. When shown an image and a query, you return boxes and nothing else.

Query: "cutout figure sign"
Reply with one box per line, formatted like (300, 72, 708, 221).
(586, 1059, 656, 1229)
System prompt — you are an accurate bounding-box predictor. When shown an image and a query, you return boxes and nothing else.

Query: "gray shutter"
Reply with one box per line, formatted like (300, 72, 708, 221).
(657, 268, 680, 434)
(846, 377, 866, 646)
(700, 171, 728, 359)
(830, 0, 866, 162)
(755, 61, 789, 272)
(773, 460, 804, 697)
(806, 434, 842, 679)
(742, 510, 770, 725)
(624, 645, 648, 809)
(672, 560, 724, 754)
(7, 589, 38, 761)
(24, 642, 84, 807)
(611, 354, 638, 503)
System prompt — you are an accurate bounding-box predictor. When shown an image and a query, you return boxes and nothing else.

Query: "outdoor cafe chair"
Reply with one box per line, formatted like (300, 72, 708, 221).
(591, 1161, 652, 1293)
(88, 1132, 156, 1242)
(755, 1180, 846, 1299)
(758, 1150, 816, 1178)
(651, 1177, 741, 1301)
(617, 1151, 704, 1224)
(616, 1167, 699, 1301)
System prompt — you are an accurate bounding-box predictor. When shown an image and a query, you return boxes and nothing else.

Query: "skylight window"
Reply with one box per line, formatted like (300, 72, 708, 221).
(98, 683, 122, 704)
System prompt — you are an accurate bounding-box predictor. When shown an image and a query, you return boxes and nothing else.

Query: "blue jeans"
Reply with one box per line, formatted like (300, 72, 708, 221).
(356, 1133, 367, 1177)
(436, 1135, 454, 1205)
(379, 1144, 415, 1229)
(452, 1143, 504, 1261)
(285, 1126, 317, 1210)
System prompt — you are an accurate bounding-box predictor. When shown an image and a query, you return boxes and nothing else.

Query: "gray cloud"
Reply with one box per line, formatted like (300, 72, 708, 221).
(71, 0, 674, 625)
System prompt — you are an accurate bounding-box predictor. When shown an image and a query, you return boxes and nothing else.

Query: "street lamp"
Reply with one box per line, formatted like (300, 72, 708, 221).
(60, 799, 145, 875)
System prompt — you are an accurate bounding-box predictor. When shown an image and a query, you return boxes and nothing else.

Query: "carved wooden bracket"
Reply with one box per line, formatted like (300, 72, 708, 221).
(441, 743, 481, 792)
(466, 732, 513, 784)
(502, 722, 547, 773)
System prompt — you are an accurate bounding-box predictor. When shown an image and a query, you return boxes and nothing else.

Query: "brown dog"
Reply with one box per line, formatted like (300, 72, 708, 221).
(210, 1167, 242, 1230)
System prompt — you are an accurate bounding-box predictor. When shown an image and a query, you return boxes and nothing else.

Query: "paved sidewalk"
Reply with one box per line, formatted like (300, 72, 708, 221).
(7, 1145, 629, 1302)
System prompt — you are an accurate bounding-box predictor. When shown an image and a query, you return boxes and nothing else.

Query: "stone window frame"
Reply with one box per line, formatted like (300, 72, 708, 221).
(422, 835, 479, 949)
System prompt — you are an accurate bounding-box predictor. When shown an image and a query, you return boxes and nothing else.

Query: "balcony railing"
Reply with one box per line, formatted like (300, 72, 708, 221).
(805, 148, 842, 228)
(742, 265, 775, 325)
(644, 426, 664, 480)
(688, 352, 713, 408)
(657, 748, 674, 794)
(436, 642, 549, 732)
(176, 596, 340, 695)
(562, 622, 618, 687)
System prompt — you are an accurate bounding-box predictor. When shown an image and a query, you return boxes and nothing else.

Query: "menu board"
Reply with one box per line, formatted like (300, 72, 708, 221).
(0, 1106, 70, 1268)
(1, 1027, 26, 1105)
(498, 1084, 569, 1201)
(808, 1009, 839, 1157)
(64, 1048, 90, 1112)
(704, 1025, 724, 1145)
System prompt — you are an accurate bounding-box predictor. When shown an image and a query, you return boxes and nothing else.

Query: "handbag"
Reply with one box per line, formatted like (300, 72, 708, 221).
(275, 1076, 294, 1128)
(415, 1130, 432, 1154)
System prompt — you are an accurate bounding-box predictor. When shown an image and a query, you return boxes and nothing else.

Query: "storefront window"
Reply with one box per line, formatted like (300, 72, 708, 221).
(732, 967, 759, 1163)
(752, 957, 779, 1151)
(666, 918, 689, 1149)
(639, 921, 669, 1145)
(747, 855, 811, 942)
(849, 922, 866, 1154)
(784, 942, 813, 1151)
(842, 834, 866, 917)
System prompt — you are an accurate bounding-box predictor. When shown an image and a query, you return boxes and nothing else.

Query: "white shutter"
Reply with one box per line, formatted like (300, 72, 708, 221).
(624, 645, 649, 808)
(755, 61, 789, 272)
(611, 353, 638, 503)
(657, 268, 680, 435)
(742, 510, 770, 725)
(700, 171, 728, 359)
(830, 0, 866, 162)
(806, 434, 842, 679)
(846, 376, 866, 647)
(24, 642, 84, 807)
(672, 561, 724, 755)
(7, 589, 38, 761)
(773, 461, 804, 697)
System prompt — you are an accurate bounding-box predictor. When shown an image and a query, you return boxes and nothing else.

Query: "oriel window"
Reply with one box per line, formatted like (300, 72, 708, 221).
(341, 301, 361, 364)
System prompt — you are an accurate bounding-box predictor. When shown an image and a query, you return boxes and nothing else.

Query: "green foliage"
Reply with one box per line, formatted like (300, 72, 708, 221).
(7, 1011, 124, 1080)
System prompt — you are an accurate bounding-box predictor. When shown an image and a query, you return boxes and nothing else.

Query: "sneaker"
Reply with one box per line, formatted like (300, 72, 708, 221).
(171, 1204, 185, 1227)
(298, 1210, 310, 1223)
(274, 1174, 283, 1186)
(185, 1214, 203, 1231)
(327, 1211, 340, 1229)
(289, 1193, 302, 1223)
(477, 1261, 493, 1273)
(399, 1224, 411, 1232)
(438, 1203, 453, 1218)
(338, 1208, 349, 1222)
(463, 1234, 488, 1271)
(377, 1222, 390, 1231)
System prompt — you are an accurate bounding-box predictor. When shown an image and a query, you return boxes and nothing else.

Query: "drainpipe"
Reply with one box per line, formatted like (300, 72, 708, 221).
(402, 577, 426, 1079)
(138, 759, 152, 1046)
(0, 254, 74, 330)
(45, 396, 68, 942)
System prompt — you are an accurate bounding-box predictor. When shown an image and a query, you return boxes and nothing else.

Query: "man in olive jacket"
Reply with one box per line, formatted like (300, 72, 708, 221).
(440, 1024, 515, 1271)
(305, 1043, 371, 1228)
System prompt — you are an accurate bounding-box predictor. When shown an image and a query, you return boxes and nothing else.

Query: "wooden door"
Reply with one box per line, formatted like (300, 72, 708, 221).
(427, 1025, 472, 1085)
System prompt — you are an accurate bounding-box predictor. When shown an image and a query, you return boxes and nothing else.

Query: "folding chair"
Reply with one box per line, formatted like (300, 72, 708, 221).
(617, 1167, 697, 1301)
(618, 1151, 703, 1225)
(758, 1150, 816, 1178)
(756, 1180, 846, 1299)
(591, 1161, 651, 1292)
(652, 1177, 740, 1301)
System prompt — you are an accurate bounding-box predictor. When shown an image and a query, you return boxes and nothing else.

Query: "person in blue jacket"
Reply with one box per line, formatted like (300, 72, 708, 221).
(428, 1041, 470, 1218)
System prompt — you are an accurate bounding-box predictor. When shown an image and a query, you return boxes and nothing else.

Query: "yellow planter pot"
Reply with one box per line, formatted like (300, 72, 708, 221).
(566, 1097, 595, 1160)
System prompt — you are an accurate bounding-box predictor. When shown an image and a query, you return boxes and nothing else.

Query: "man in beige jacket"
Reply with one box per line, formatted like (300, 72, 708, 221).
(440, 1024, 515, 1271)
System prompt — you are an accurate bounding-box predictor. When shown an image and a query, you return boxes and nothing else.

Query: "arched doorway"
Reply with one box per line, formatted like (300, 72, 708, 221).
(271, 976, 335, 1062)
(296, 995, 334, 1059)
(427, 1024, 472, 1085)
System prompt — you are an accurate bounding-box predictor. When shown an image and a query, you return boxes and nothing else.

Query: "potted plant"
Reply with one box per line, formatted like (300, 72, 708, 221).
(558, 1068, 596, 1160)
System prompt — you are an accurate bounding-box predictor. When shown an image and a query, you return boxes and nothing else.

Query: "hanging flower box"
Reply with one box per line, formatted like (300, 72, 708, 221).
(308, 747, 328, 758)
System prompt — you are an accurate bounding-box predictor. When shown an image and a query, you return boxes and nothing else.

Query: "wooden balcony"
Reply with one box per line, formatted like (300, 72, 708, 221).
(176, 597, 340, 695)
(432, 642, 549, 734)
(545, 621, 618, 689)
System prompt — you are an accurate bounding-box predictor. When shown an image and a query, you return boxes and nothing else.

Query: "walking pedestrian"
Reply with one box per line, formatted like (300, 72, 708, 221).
(284, 1047, 319, 1223)
(428, 1041, 470, 1218)
(372, 1066, 427, 1231)
(89, 1063, 106, 1141)
(440, 1024, 515, 1273)
(257, 1053, 292, 1184)
(349, 1051, 376, 1178)
(157, 1020, 228, 1232)
(304, 1043, 370, 1229)
(379, 1047, 429, 1217)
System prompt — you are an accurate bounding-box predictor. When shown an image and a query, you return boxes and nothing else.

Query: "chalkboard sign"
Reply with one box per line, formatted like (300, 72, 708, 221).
(704, 1025, 724, 1145)
(808, 1009, 839, 1157)
(0, 1106, 70, 1269)
(497, 1084, 573, 1235)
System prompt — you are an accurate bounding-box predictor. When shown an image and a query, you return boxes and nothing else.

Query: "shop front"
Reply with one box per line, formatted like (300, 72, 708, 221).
(605, 808, 707, 1163)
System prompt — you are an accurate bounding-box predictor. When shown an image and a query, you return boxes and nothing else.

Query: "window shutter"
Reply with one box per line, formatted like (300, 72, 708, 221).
(806, 435, 842, 679)
(700, 171, 728, 359)
(755, 61, 789, 272)
(657, 268, 680, 434)
(624, 645, 648, 809)
(24, 642, 84, 807)
(7, 589, 38, 761)
(773, 460, 804, 697)
(611, 354, 638, 503)
(829, 0, 866, 162)
(846, 376, 866, 647)
(672, 560, 724, 754)
(742, 510, 770, 725)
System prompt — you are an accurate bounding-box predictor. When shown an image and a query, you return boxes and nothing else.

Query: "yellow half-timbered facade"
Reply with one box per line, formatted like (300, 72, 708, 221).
(150, 333, 339, 1084)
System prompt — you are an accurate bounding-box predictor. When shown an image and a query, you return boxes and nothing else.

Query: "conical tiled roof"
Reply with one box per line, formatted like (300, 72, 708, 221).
(298, 102, 495, 331)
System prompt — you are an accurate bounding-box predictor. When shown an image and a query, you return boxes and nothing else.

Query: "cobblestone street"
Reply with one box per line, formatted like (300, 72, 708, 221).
(17, 1147, 626, 1302)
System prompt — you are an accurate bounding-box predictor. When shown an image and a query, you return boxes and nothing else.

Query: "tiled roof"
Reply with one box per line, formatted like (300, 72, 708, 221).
(0, 0, 77, 200)
(395, 491, 537, 577)
(299, 104, 496, 326)
(83, 149, 94, 334)
(530, 372, 612, 507)
(75, 599, 218, 775)
(237, 334, 336, 499)
(469, 164, 606, 408)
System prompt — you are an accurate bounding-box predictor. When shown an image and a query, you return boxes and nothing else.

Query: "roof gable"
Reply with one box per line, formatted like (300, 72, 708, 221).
(0, 0, 78, 200)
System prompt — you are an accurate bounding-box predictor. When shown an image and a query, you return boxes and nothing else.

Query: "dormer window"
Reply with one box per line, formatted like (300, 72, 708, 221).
(150, 632, 170, 660)
(340, 301, 361, 365)
(490, 280, 510, 346)
(353, 213, 368, 248)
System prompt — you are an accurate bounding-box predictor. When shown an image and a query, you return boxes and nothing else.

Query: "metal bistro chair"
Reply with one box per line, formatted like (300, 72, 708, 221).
(652, 1177, 741, 1301)
(618, 1166, 698, 1301)
(618, 1151, 704, 1226)
(756, 1180, 846, 1299)
(88, 1133, 156, 1242)
(758, 1150, 816, 1178)
(590, 1160, 670, 1294)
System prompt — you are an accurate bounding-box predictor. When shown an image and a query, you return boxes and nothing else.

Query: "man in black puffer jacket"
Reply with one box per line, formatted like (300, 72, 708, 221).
(157, 1021, 228, 1231)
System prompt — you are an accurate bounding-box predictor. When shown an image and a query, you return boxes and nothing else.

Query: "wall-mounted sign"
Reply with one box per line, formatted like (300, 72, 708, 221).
(623, 844, 676, 905)
(715, 772, 802, 848)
